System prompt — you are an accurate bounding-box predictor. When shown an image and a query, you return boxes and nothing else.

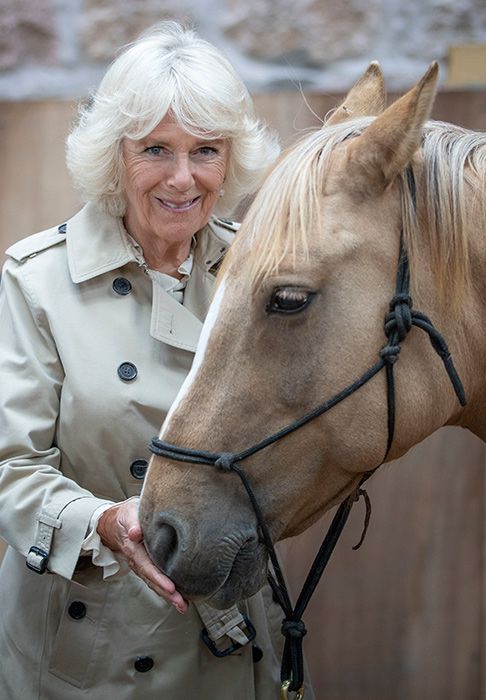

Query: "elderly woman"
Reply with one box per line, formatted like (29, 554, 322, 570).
(0, 22, 287, 700)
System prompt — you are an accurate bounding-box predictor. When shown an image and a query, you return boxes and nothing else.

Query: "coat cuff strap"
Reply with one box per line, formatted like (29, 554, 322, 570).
(26, 512, 62, 573)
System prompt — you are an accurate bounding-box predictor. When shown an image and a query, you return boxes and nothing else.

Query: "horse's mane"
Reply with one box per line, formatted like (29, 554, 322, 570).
(226, 117, 486, 304)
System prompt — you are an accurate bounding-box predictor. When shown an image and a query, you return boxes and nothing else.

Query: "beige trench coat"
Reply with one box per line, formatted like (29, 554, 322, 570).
(0, 203, 286, 700)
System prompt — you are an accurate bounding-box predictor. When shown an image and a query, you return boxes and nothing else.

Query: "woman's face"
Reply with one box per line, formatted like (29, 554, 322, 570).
(122, 113, 229, 246)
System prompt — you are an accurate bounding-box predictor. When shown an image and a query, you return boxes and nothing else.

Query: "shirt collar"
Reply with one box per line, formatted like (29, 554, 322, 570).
(128, 234, 194, 284)
(128, 233, 194, 299)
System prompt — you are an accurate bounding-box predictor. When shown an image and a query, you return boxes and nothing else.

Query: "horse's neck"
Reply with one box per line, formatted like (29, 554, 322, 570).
(451, 217, 486, 442)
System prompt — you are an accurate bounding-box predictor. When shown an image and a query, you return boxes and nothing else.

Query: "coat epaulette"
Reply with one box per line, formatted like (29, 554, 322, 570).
(212, 217, 240, 233)
(208, 217, 240, 250)
(6, 224, 67, 263)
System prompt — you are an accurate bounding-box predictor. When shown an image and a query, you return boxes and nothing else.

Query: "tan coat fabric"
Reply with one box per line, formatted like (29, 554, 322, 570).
(0, 203, 286, 700)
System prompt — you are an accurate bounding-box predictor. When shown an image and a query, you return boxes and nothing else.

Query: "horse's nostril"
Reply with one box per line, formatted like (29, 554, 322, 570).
(148, 513, 187, 574)
(157, 522, 178, 558)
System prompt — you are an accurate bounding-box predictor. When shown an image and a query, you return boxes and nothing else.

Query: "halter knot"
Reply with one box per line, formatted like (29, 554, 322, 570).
(379, 344, 401, 364)
(389, 292, 412, 310)
(386, 293, 413, 341)
(214, 453, 236, 471)
(281, 619, 307, 639)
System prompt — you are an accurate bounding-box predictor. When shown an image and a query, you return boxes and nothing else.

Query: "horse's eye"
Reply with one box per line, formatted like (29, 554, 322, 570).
(266, 288, 315, 315)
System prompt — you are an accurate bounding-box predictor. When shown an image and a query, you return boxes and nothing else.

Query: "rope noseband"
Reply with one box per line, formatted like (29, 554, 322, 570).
(150, 178, 466, 696)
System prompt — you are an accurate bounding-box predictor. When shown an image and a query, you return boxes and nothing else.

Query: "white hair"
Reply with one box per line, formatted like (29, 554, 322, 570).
(66, 21, 279, 217)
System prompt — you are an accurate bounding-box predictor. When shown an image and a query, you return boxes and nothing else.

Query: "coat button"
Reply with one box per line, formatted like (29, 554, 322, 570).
(130, 459, 148, 479)
(68, 601, 86, 620)
(112, 277, 132, 295)
(117, 362, 138, 382)
(252, 644, 264, 663)
(134, 656, 154, 672)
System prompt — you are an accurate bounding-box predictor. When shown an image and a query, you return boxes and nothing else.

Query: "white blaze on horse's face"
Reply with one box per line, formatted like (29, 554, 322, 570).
(139, 279, 227, 501)
(140, 61, 476, 607)
(163, 278, 227, 436)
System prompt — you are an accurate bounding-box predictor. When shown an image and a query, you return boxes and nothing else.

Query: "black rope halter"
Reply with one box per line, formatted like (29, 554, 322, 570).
(149, 175, 466, 698)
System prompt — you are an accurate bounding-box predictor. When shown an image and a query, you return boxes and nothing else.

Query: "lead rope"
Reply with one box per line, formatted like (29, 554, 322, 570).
(150, 180, 466, 697)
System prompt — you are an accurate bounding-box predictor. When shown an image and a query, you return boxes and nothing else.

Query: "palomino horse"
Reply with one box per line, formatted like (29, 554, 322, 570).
(140, 62, 485, 688)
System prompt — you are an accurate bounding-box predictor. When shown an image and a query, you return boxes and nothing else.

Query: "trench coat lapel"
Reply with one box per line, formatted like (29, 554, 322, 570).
(149, 258, 220, 351)
(182, 217, 233, 323)
(147, 218, 231, 352)
(149, 279, 203, 352)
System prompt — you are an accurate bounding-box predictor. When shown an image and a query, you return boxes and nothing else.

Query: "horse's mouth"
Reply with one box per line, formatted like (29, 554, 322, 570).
(167, 537, 268, 609)
(205, 540, 268, 609)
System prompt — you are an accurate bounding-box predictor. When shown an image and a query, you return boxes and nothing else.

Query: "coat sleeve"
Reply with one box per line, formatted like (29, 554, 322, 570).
(0, 259, 113, 579)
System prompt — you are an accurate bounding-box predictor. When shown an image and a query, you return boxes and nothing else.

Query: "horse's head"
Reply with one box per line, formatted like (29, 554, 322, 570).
(140, 62, 479, 608)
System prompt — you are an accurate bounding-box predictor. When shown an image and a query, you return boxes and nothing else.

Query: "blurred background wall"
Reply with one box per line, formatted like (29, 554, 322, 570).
(1, 2, 486, 699)
(0, 0, 485, 99)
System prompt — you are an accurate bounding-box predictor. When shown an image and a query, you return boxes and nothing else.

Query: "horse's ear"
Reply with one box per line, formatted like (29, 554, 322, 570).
(325, 62, 386, 125)
(344, 62, 439, 194)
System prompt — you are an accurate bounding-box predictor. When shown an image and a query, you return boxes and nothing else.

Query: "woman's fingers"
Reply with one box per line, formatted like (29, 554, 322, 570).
(127, 523, 143, 542)
(127, 543, 188, 612)
(97, 499, 188, 611)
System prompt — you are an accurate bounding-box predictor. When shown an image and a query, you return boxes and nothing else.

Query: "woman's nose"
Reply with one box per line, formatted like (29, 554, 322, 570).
(166, 155, 195, 191)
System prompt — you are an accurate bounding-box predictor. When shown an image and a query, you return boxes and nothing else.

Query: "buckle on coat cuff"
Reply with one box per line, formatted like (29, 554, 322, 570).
(26, 546, 49, 574)
(201, 614, 256, 657)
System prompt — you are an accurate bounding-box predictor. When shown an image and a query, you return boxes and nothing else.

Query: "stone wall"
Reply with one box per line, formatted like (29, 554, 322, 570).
(0, 0, 485, 99)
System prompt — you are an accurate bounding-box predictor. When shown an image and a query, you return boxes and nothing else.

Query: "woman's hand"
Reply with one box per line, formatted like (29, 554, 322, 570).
(97, 499, 188, 613)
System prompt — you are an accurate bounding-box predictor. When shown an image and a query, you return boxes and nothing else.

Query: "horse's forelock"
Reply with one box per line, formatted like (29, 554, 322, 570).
(224, 117, 374, 284)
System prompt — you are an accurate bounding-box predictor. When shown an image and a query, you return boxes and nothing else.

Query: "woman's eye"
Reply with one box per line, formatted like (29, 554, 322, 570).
(145, 146, 166, 156)
(195, 146, 218, 157)
(266, 288, 315, 315)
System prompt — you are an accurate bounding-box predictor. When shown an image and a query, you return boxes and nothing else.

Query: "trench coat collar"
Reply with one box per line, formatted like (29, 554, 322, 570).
(66, 202, 136, 284)
(65, 203, 233, 352)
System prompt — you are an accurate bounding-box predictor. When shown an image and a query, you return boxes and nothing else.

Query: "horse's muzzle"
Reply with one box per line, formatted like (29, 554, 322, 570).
(142, 509, 268, 608)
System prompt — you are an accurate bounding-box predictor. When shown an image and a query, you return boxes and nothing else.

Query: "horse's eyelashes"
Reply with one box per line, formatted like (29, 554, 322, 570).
(266, 288, 315, 315)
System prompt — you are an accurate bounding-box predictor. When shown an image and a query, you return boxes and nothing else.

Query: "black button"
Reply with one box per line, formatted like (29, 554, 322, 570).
(117, 362, 138, 382)
(130, 459, 148, 479)
(68, 601, 86, 620)
(252, 644, 263, 663)
(58, 223, 67, 235)
(134, 656, 154, 673)
(112, 277, 132, 295)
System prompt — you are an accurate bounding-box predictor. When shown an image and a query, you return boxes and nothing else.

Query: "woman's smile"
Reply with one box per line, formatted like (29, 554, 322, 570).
(155, 195, 201, 212)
